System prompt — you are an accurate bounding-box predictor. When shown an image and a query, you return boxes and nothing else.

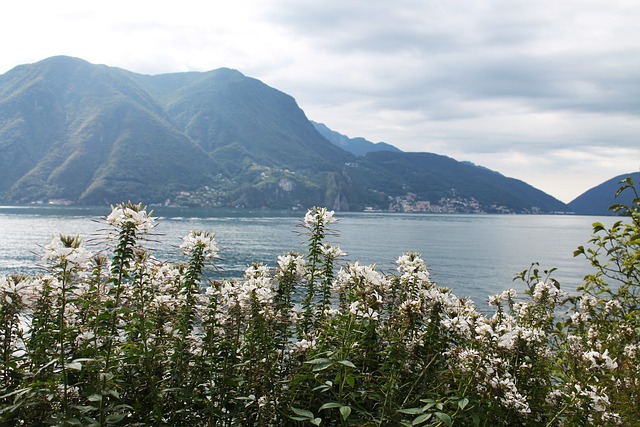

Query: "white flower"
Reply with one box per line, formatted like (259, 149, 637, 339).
(0, 276, 18, 294)
(623, 344, 638, 359)
(497, 330, 518, 350)
(0, 276, 36, 307)
(257, 395, 269, 408)
(277, 253, 306, 278)
(106, 204, 155, 233)
(348, 301, 361, 315)
(578, 295, 598, 311)
(474, 321, 494, 339)
(396, 253, 427, 274)
(290, 338, 317, 353)
(488, 289, 517, 306)
(323, 307, 339, 318)
(303, 207, 335, 228)
(333, 262, 387, 295)
(513, 301, 531, 319)
(43, 235, 93, 269)
(398, 299, 422, 316)
(604, 299, 622, 315)
(348, 301, 379, 320)
(76, 331, 95, 345)
(245, 264, 270, 280)
(180, 230, 219, 259)
(532, 281, 568, 303)
(219, 265, 277, 316)
(455, 348, 481, 372)
(583, 349, 618, 371)
(571, 310, 590, 324)
(320, 244, 347, 259)
(578, 385, 611, 413)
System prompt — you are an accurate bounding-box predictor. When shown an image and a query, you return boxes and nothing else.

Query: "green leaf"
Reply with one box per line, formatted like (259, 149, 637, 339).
(106, 412, 128, 424)
(81, 416, 101, 427)
(339, 405, 351, 420)
(457, 397, 469, 410)
(319, 402, 342, 410)
(291, 407, 315, 419)
(337, 360, 356, 368)
(313, 362, 334, 372)
(306, 357, 332, 365)
(307, 358, 334, 371)
(435, 412, 453, 427)
(398, 407, 425, 415)
(311, 418, 322, 426)
(421, 401, 436, 411)
(412, 413, 432, 425)
(344, 375, 355, 388)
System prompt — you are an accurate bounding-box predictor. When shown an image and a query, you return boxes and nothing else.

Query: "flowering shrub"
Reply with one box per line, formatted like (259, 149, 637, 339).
(0, 191, 638, 425)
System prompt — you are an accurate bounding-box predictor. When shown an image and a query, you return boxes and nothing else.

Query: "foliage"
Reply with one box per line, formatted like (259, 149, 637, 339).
(0, 181, 639, 425)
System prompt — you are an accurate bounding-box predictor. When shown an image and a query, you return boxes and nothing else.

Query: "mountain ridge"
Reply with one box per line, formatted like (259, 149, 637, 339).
(310, 121, 402, 156)
(569, 172, 640, 215)
(0, 56, 568, 213)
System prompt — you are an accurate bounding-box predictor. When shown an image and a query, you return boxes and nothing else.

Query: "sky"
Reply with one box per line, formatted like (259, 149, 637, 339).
(1, 0, 639, 203)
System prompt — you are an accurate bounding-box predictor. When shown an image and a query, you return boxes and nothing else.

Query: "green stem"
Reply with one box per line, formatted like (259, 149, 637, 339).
(545, 394, 578, 427)
(99, 224, 136, 426)
(401, 352, 439, 408)
(59, 264, 70, 419)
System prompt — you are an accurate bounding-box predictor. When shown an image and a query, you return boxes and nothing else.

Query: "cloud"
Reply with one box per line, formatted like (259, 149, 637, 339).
(256, 0, 640, 201)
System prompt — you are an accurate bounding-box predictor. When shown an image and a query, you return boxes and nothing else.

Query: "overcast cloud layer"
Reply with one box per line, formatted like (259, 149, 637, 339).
(2, 0, 639, 202)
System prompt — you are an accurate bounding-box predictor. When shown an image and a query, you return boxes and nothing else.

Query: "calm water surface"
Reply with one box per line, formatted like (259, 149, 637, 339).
(0, 205, 615, 308)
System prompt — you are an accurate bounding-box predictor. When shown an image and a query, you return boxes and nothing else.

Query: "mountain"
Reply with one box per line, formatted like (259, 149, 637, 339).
(569, 172, 640, 215)
(0, 56, 569, 213)
(0, 56, 221, 205)
(311, 121, 402, 156)
(347, 151, 568, 213)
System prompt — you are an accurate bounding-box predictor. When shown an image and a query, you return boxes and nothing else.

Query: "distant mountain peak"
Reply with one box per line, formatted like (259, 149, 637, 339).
(311, 121, 402, 156)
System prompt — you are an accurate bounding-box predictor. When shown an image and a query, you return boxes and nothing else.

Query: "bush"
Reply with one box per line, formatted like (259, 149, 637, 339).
(0, 183, 638, 426)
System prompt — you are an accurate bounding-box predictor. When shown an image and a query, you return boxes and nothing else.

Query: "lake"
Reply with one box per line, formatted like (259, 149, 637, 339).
(0, 205, 615, 310)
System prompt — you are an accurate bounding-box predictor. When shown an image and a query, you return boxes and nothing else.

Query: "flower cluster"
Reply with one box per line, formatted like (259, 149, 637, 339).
(0, 275, 34, 308)
(303, 206, 335, 229)
(531, 280, 568, 303)
(42, 234, 93, 269)
(180, 230, 219, 259)
(276, 252, 306, 279)
(320, 243, 347, 259)
(488, 288, 517, 306)
(106, 203, 155, 233)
